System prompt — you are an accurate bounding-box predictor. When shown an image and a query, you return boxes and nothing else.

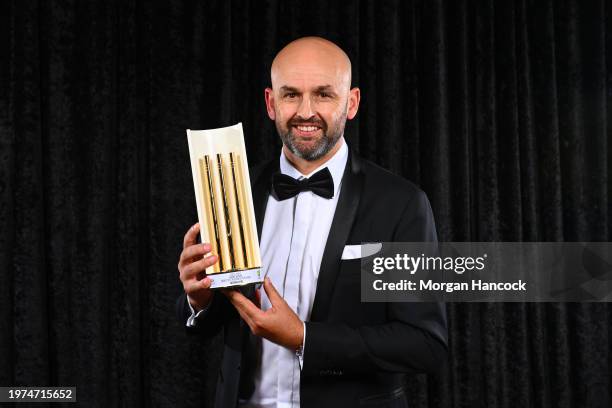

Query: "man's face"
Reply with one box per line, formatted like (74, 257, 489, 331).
(270, 77, 348, 161)
(265, 48, 359, 162)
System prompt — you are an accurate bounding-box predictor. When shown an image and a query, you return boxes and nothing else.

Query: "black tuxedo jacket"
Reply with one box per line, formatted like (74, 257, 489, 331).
(177, 148, 448, 408)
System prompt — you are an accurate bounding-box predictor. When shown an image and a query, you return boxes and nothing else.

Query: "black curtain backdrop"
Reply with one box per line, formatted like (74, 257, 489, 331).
(1, 0, 611, 407)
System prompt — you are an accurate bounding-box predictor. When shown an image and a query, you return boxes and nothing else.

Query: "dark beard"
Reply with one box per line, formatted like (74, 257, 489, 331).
(279, 127, 343, 161)
(277, 105, 347, 161)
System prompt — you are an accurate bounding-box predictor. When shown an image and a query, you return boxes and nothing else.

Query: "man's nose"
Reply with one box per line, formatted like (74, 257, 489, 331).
(296, 95, 315, 119)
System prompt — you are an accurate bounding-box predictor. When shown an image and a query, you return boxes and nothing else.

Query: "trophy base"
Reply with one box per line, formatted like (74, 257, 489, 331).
(209, 267, 263, 289)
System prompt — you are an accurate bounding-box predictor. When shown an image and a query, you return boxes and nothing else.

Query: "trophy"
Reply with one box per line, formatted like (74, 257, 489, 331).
(186, 123, 263, 289)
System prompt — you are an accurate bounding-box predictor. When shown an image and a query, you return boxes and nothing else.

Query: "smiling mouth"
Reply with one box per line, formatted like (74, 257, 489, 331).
(291, 124, 323, 136)
(295, 125, 320, 132)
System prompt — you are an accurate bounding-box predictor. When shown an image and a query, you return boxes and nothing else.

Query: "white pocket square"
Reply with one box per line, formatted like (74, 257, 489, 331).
(341, 243, 383, 260)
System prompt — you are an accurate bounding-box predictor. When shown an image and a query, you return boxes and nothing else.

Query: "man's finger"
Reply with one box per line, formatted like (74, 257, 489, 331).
(221, 289, 263, 330)
(182, 254, 218, 279)
(180, 243, 212, 265)
(186, 276, 212, 294)
(263, 277, 284, 307)
(183, 222, 200, 249)
(223, 289, 262, 319)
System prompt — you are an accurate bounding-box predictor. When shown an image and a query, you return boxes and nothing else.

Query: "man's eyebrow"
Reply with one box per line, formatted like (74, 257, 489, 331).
(314, 85, 334, 92)
(279, 86, 300, 93)
(278, 85, 336, 93)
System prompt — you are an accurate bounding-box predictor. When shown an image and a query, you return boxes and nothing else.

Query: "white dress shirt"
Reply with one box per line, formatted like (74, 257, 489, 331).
(188, 138, 348, 408)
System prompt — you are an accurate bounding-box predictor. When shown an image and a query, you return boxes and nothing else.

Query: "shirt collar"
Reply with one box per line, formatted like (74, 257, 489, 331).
(279, 137, 348, 197)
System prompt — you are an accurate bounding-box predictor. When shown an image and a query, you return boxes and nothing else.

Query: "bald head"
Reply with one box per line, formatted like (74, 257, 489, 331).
(271, 37, 352, 92)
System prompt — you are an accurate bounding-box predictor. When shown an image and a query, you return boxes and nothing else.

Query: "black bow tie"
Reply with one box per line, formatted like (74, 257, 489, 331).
(272, 167, 334, 200)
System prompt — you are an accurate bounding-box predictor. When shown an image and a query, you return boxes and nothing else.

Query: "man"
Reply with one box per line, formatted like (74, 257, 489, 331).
(177, 37, 448, 408)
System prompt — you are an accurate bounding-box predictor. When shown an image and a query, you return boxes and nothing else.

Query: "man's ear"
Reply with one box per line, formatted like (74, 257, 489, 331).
(347, 87, 361, 120)
(265, 88, 276, 120)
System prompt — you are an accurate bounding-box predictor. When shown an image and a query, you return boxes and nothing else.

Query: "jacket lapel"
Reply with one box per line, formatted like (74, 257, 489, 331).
(309, 148, 364, 322)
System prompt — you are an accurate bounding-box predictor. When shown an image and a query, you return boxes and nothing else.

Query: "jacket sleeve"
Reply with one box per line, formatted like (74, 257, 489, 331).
(176, 291, 236, 339)
(302, 190, 448, 377)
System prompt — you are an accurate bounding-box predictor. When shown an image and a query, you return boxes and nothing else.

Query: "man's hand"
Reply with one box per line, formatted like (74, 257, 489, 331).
(223, 277, 304, 351)
(178, 222, 219, 312)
